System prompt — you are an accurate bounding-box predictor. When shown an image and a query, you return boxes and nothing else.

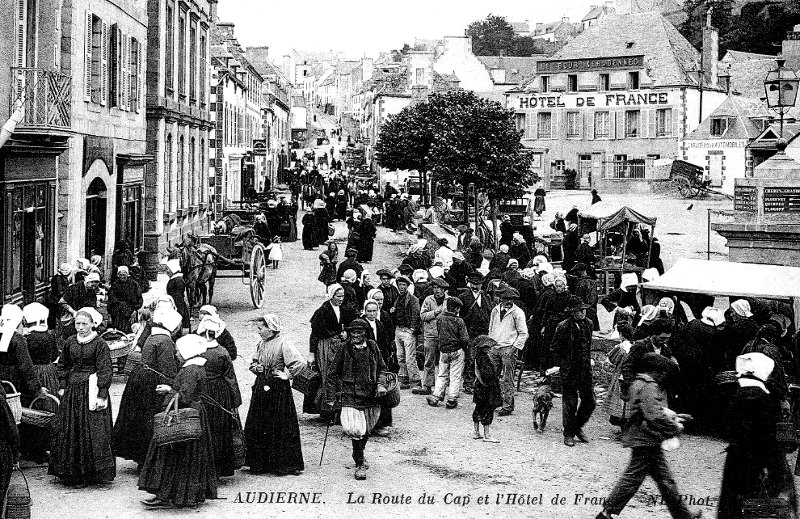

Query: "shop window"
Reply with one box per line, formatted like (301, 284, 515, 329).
(85, 177, 107, 258)
(4, 183, 53, 302)
(119, 184, 143, 252)
(594, 111, 610, 138)
(625, 110, 640, 137)
(540, 75, 550, 93)
(537, 112, 552, 139)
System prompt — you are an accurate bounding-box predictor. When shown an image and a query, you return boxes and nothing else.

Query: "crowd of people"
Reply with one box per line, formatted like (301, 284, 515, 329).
(2, 173, 800, 517)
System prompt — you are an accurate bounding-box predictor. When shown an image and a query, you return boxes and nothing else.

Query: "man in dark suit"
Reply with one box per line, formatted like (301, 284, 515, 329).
(459, 272, 491, 393)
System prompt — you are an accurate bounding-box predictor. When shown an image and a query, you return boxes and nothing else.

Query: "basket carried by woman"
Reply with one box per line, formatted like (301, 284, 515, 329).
(1, 381, 21, 425)
(20, 393, 60, 428)
(379, 372, 400, 409)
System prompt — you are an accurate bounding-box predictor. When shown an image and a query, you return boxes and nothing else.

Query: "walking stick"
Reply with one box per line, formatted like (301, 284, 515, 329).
(319, 415, 333, 466)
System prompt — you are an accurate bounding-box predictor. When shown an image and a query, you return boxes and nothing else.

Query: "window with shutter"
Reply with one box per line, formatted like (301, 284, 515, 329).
(84, 12, 92, 101)
(15, 0, 27, 68)
(100, 22, 108, 106)
(136, 40, 143, 113)
(130, 37, 138, 112)
(121, 35, 128, 110)
(587, 111, 595, 139)
(109, 25, 118, 107)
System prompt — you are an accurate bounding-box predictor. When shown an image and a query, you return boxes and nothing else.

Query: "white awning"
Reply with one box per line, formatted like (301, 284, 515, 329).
(642, 258, 800, 301)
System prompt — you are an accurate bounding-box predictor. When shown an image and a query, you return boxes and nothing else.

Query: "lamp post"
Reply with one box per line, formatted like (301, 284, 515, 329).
(764, 58, 800, 138)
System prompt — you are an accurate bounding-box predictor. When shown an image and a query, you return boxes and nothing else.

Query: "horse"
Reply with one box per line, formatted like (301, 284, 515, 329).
(170, 235, 217, 313)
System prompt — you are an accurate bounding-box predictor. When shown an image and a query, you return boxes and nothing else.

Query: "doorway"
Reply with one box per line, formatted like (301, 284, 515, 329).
(85, 177, 107, 258)
(578, 154, 592, 189)
(708, 152, 724, 187)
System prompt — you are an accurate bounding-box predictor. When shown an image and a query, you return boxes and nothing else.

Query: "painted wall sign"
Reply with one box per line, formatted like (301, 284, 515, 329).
(513, 91, 671, 110)
(685, 140, 748, 149)
(536, 55, 645, 73)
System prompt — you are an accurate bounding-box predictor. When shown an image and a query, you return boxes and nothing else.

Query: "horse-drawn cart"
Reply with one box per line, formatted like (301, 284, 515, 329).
(196, 231, 269, 308)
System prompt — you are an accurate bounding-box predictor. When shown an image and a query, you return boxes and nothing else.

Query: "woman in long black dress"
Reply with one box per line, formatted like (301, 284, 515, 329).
(49, 307, 116, 485)
(358, 214, 377, 263)
(244, 314, 305, 475)
(113, 307, 181, 467)
(1, 303, 45, 493)
(166, 259, 190, 330)
(20, 303, 59, 463)
(305, 284, 356, 416)
(314, 201, 331, 245)
(198, 315, 242, 477)
(362, 297, 397, 436)
(138, 334, 217, 508)
(302, 211, 318, 250)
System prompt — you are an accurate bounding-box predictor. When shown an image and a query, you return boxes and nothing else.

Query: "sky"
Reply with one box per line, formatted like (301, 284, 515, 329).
(217, 0, 599, 60)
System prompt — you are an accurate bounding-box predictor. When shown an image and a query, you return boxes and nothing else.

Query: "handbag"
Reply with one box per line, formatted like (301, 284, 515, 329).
(292, 363, 321, 396)
(151, 394, 202, 446)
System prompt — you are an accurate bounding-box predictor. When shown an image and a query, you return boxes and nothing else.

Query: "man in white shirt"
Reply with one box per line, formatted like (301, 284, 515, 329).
(487, 287, 529, 416)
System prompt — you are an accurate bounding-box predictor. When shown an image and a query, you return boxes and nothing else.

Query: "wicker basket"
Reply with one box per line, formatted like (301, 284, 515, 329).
(1, 381, 21, 425)
(107, 338, 134, 360)
(123, 349, 142, 376)
(20, 393, 60, 428)
(152, 394, 202, 446)
(292, 364, 320, 396)
(715, 370, 738, 386)
(2, 466, 30, 519)
(379, 372, 400, 409)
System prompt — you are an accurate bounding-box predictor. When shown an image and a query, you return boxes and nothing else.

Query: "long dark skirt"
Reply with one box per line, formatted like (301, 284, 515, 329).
(314, 336, 343, 415)
(138, 403, 217, 506)
(244, 376, 304, 475)
(113, 366, 162, 465)
(20, 363, 59, 461)
(302, 220, 318, 249)
(358, 238, 375, 263)
(205, 377, 238, 477)
(718, 445, 799, 519)
(0, 441, 13, 501)
(49, 379, 116, 483)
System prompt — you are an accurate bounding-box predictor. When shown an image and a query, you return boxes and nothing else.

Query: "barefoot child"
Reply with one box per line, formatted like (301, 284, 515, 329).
(266, 236, 283, 269)
(472, 335, 503, 442)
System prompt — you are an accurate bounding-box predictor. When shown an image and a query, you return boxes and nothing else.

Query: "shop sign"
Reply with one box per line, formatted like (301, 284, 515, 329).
(513, 90, 672, 110)
(537, 55, 644, 73)
(685, 140, 747, 149)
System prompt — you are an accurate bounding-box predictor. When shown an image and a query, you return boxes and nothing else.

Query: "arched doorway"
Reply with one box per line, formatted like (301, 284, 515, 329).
(85, 177, 107, 258)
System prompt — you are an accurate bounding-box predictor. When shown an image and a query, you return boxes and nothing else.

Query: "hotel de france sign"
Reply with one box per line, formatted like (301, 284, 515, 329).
(509, 55, 674, 110)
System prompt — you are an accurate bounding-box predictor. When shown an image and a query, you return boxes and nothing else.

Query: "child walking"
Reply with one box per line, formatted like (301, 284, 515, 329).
(266, 236, 283, 269)
(471, 335, 503, 443)
(426, 297, 469, 409)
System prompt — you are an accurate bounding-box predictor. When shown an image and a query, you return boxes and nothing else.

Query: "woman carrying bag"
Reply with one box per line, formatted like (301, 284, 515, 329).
(113, 307, 181, 468)
(244, 314, 305, 476)
(138, 334, 217, 508)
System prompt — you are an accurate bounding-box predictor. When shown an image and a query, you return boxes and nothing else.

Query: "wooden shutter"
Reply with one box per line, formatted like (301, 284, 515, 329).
(109, 25, 118, 107)
(121, 35, 129, 110)
(664, 108, 673, 137)
(587, 111, 595, 140)
(129, 38, 136, 112)
(616, 111, 625, 139)
(100, 22, 108, 106)
(15, 0, 26, 68)
(646, 109, 656, 138)
(528, 113, 537, 140)
(136, 39, 143, 113)
(85, 13, 92, 100)
(577, 112, 584, 139)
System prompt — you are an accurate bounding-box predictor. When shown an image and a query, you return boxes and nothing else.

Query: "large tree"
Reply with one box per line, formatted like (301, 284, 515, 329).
(467, 14, 516, 56)
(375, 91, 534, 247)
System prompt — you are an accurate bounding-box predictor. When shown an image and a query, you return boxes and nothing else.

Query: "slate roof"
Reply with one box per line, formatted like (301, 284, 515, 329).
(523, 12, 714, 90)
(722, 50, 777, 62)
(510, 20, 530, 34)
(582, 5, 614, 22)
(685, 95, 767, 141)
(749, 122, 800, 149)
(721, 58, 778, 99)
(477, 56, 541, 85)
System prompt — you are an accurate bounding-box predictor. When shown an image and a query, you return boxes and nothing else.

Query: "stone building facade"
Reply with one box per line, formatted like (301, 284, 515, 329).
(142, 0, 215, 278)
(59, 0, 152, 281)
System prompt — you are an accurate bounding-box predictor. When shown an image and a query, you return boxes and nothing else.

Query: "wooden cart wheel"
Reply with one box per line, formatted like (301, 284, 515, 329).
(249, 243, 268, 308)
(675, 177, 693, 198)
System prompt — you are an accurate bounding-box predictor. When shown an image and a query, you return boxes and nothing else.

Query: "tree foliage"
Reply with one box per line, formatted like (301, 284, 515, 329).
(679, 0, 800, 56)
(375, 91, 534, 203)
(467, 14, 545, 57)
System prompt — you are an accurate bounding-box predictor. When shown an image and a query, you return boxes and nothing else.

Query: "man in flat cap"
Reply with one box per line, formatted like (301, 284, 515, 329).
(487, 286, 528, 415)
(552, 296, 596, 447)
(415, 277, 450, 395)
(391, 275, 421, 390)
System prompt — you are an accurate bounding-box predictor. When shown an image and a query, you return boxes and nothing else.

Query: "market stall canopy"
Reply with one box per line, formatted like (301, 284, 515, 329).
(578, 202, 657, 231)
(643, 258, 800, 300)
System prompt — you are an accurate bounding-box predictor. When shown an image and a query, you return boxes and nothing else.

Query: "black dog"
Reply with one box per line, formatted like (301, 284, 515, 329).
(532, 385, 554, 433)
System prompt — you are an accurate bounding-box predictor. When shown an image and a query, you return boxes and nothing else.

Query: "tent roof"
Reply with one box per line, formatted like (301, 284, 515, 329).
(578, 202, 657, 230)
(642, 258, 800, 301)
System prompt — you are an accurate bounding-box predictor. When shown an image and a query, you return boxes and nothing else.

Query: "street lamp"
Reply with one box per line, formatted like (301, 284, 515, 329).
(764, 58, 800, 138)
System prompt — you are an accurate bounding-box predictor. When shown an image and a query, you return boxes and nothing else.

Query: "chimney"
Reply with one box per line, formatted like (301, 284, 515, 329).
(701, 17, 719, 88)
(561, 16, 570, 23)
(782, 24, 800, 71)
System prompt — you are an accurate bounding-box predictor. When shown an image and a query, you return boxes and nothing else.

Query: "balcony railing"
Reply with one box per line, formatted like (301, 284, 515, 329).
(10, 67, 71, 129)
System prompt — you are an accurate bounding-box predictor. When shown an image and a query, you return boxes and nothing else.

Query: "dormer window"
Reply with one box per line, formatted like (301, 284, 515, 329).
(710, 117, 730, 136)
